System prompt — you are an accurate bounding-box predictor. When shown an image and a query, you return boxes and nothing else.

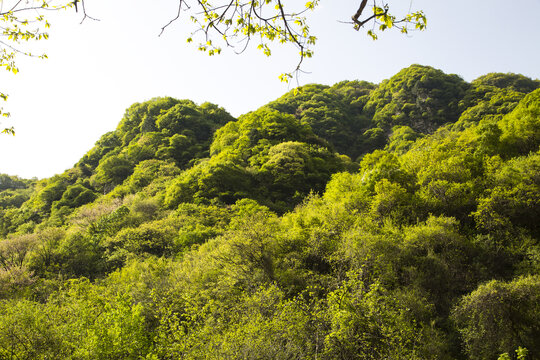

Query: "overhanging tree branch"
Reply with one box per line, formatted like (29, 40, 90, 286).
(0, 0, 97, 136)
(158, 1, 426, 82)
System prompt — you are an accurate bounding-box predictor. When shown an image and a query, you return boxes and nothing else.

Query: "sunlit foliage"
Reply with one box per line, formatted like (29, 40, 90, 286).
(0, 65, 539, 359)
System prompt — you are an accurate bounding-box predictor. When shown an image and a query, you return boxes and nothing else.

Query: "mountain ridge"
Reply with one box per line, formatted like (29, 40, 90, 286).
(0, 64, 539, 359)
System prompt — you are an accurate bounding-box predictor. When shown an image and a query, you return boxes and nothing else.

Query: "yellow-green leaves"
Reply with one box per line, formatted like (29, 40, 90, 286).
(258, 43, 272, 57)
(279, 73, 293, 83)
(1, 127, 14, 135)
(171, 1, 427, 81)
(305, 1, 318, 10)
(0, 90, 13, 132)
(352, 2, 426, 41)
(0, 1, 74, 135)
(175, 0, 320, 81)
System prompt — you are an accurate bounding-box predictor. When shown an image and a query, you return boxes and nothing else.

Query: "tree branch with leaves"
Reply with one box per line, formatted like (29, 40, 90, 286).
(160, 0, 426, 82)
(0, 0, 87, 135)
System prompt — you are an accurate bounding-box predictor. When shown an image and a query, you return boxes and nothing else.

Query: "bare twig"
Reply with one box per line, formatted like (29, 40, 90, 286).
(80, 0, 99, 24)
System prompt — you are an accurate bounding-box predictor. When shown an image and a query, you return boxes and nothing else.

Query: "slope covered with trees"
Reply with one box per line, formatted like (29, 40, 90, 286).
(0, 65, 539, 359)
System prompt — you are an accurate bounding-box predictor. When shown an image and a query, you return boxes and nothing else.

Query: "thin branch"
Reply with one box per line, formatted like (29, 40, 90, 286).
(5, 2, 73, 15)
(7, 0, 24, 13)
(277, 0, 304, 71)
(80, 0, 99, 23)
(159, 0, 183, 36)
(0, 40, 42, 58)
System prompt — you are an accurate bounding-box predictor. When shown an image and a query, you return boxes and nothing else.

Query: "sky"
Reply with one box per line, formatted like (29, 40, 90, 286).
(1, 0, 539, 179)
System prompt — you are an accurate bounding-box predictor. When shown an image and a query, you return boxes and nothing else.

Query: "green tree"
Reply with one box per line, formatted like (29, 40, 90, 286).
(0, 299, 71, 359)
(474, 151, 540, 238)
(77, 131, 122, 175)
(452, 275, 540, 360)
(93, 154, 134, 190)
(324, 273, 444, 359)
(364, 65, 469, 133)
(257, 141, 346, 208)
(51, 184, 97, 210)
(0, 233, 37, 298)
(499, 89, 540, 156)
(473, 73, 540, 93)
(164, 156, 255, 208)
(267, 81, 376, 159)
(117, 97, 181, 143)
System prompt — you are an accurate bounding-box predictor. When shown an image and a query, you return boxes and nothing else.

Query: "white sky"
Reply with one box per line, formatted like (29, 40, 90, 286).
(1, 0, 539, 179)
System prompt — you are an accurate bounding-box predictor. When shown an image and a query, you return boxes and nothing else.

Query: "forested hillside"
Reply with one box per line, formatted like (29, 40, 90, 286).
(1, 65, 539, 359)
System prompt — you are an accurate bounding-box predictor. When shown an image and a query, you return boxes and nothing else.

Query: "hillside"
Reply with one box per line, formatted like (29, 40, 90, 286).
(0, 64, 539, 359)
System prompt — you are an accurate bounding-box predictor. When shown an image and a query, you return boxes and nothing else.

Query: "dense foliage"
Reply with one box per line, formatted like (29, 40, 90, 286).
(0, 65, 539, 359)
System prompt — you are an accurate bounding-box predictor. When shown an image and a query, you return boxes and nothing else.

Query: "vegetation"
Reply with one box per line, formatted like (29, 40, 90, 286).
(0, 64, 539, 359)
